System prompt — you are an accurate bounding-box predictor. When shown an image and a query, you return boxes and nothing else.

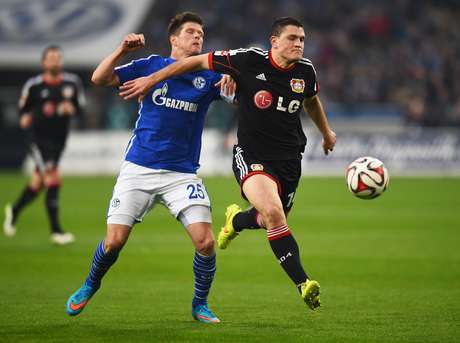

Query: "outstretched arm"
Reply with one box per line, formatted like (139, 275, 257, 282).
(92, 33, 145, 86)
(303, 95, 336, 155)
(119, 54, 210, 101)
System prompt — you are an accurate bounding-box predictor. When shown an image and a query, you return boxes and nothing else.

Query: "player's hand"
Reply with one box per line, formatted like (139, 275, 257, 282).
(322, 129, 336, 155)
(57, 100, 76, 116)
(19, 113, 33, 129)
(119, 76, 155, 102)
(121, 33, 145, 52)
(215, 74, 236, 97)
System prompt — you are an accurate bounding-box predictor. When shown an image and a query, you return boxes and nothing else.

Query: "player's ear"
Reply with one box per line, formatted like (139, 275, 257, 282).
(270, 35, 278, 48)
(169, 35, 177, 48)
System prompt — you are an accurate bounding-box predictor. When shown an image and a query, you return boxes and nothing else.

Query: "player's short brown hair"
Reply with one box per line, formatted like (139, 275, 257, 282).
(167, 12, 203, 38)
(41, 45, 62, 61)
(270, 17, 303, 37)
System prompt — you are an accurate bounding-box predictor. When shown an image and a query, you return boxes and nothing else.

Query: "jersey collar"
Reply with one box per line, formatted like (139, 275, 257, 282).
(269, 50, 295, 72)
(43, 73, 63, 86)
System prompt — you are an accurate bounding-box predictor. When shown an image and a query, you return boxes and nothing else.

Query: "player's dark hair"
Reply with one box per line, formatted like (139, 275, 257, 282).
(42, 45, 62, 61)
(167, 12, 203, 38)
(270, 17, 303, 37)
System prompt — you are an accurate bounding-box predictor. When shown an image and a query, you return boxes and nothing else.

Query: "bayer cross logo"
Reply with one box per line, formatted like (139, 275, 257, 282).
(192, 77, 206, 89)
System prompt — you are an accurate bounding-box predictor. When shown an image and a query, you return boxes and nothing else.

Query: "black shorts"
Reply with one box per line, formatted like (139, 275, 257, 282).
(30, 139, 65, 172)
(232, 145, 301, 212)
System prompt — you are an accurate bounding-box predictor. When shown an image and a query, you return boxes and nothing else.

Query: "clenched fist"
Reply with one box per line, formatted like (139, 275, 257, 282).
(121, 33, 145, 52)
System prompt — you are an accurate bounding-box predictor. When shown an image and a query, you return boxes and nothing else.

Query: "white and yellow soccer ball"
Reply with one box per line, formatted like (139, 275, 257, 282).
(346, 156, 389, 199)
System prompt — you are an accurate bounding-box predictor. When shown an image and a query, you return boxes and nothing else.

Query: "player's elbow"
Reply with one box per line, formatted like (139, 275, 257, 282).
(91, 72, 115, 86)
(91, 73, 105, 86)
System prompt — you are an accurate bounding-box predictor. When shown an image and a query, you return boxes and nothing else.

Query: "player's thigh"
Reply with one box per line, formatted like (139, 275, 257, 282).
(232, 144, 282, 199)
(30, 140, 63, 174)
(242, 174, 285, 217)
(160, 173, 211, 219)
(43, 167, 61, 186)
(274, 159, 301, 212)
(107, 162, 156, 226)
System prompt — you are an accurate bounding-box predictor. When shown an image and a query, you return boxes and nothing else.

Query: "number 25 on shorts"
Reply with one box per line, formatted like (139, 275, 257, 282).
(187, 184, 206, 199)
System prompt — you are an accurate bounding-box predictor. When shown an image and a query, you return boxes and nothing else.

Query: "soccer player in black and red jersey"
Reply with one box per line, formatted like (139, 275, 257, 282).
(3, 45, 85, 245)
(118, 17, 336, 310)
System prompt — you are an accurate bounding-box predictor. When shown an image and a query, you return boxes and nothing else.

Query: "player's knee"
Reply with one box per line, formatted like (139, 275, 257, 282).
(104, 238, 125, 253)
(43, 168, 60, 187)
(260, 204, 285, 227)
(196, 237, 215, 255)
(29, 180, 43, 192)
(30, 172, 43, 190)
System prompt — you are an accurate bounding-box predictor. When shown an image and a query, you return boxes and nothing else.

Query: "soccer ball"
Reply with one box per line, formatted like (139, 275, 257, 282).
(346, 156, 389, 199)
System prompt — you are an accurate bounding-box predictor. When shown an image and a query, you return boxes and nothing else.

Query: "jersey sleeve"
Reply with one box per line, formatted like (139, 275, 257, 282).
(74, 75, 86, 114)
(208, 49, 251, 80)
(114, 55, 161, 83)
(211, 73, 223, 101)
(301, 59, 320, 98)
(18, 77, 35, 116)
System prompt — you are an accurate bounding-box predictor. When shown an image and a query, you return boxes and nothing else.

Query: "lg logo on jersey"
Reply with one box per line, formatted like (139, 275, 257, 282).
(254, 90, 272, 109)
(254, 90, 301, 113)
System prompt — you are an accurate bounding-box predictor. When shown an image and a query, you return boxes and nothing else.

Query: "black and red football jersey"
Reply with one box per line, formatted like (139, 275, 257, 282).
(208, 48, 319, 160)
(19, 72, 85, 143)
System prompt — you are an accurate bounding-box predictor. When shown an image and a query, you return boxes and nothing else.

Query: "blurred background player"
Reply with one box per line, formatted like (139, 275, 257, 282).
(3, 45, 85, 245)
(118, 16, 336, 311)
(66, 12, 235, 323)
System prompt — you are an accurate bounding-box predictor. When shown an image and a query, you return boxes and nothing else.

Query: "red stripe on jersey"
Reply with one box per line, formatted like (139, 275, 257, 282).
(207, 52, 214, 71)
(210, 51, 240, 75)
(43, 73, 63, 86)
(269, 50, 295, 72)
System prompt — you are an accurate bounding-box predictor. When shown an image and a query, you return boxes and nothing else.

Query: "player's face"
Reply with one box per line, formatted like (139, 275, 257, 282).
(173, 22, 204, 56)
(272, 25, 305, 63)
(42, 50, 63, 75)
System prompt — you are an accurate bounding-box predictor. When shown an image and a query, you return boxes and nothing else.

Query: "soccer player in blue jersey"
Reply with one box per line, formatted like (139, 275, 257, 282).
(66, 12, 235, 323)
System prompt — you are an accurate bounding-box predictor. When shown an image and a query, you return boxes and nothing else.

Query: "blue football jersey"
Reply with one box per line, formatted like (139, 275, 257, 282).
(114, 55, 222, 173)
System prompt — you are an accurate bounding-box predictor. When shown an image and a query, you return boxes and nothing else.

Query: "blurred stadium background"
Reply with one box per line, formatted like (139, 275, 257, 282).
(0, 1, 459, 342)
(0, 0, 459, 175)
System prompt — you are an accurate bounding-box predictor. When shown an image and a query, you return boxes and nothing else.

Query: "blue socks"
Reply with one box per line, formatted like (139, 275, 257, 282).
(85, 240, 120, 289)
(83, 242, 215, 307)
(192, 251, 216, 307)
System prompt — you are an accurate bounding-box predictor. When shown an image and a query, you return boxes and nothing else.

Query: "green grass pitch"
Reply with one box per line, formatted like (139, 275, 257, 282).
(0, 173, 459, 342)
